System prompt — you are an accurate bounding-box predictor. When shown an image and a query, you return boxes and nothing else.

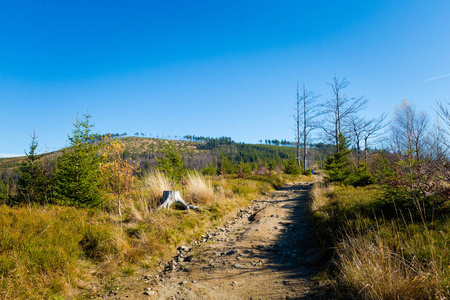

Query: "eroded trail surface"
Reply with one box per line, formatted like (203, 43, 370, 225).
(107, 182, 328, 300)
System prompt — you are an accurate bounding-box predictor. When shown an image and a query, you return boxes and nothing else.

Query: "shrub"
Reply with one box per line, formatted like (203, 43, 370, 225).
(302, 169, 312, 176)
(344, 163, 373, 187)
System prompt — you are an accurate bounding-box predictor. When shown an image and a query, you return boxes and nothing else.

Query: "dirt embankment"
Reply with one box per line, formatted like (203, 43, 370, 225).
(101, 182, 332, 300)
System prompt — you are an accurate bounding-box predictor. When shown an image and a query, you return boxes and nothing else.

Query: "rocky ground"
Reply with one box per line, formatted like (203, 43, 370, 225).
(99, 182, 333, 300)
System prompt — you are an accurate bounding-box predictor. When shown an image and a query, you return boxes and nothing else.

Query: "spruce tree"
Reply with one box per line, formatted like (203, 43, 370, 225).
(324, 133, 352, 182)
(284, 157, 302, 175)
(54, 113, 102, 207)
(217, 152, 232, 176)
(17, 129, 47, 204)
(156, 142, 187, 181)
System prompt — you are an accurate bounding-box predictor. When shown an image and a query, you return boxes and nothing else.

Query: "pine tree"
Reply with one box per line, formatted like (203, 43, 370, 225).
(284, 157, 302, 175)
(217, 152, 232, 176)
(17, 129, 47, 204)
(156, 142, 187, 181)
(54, 113, 102, 207)
(324, 133, 352, 182)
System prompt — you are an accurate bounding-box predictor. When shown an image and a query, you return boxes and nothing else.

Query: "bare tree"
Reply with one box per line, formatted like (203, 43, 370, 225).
(362, 113, 388, 163)
(348, 116, 364, 164)
(322, 76, 368, 152)
(390, 99, 429, 160)
(436, 100, 450, 139)
(429, 100, 450, 198)
(295, 82, 320, 171)
(389, 99, 429, 190)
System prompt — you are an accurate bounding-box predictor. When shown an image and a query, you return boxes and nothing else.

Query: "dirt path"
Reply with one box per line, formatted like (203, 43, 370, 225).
(103, 182, 330, 300)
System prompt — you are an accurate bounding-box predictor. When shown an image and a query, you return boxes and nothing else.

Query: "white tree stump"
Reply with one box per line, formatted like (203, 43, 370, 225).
(159, 191, 200, 211)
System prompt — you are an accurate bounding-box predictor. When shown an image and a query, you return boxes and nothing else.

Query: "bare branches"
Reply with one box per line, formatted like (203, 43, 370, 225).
(436, 100, 450, 128)
(295, 82, 320, 171)
(322, 76, 368, 151)
(362, 113, 388, 163)
(390, 100, 429, 159)
(348, 116, 364, 164)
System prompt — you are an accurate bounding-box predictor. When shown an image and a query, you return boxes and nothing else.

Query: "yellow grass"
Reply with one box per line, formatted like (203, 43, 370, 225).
(184, 171, 215, 205)
(309, 182, 334, 212)
(141, 170, 173, 203)
(338, 231, 445, 300)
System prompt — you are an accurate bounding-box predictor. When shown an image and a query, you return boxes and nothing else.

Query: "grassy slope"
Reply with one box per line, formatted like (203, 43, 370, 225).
(310, 183, 450, 299)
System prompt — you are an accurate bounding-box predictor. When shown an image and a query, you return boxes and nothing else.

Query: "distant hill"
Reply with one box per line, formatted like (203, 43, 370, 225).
(0, 136, 330, 174)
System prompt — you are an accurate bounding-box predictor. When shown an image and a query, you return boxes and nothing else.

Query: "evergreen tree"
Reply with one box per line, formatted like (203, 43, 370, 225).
(17, 129, 48, 204)
(54, 113, 102, 207)
(156, 142, 187, 181)
(201, 163, 217, 176)
(217, 151, 233, 176)
(324, 133, 352, 182)
(284, 157, 302, 175)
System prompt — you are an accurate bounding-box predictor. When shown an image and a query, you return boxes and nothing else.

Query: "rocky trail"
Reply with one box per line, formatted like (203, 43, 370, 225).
(101, 182, 332, 300)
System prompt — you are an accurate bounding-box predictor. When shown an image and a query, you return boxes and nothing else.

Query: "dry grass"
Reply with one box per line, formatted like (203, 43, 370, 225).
(338, 231, 445, 300)
(141, 170, 173, 203)
(309, 183, 450, 299)
(123, 193, 153, 222)
(309, 182, 334, 212)
(184, 171, 215, 205)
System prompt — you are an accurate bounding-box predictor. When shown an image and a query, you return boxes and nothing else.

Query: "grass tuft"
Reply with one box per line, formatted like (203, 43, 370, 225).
(141, 170, 173, 205)
(184, 171, 215, 205)
(338, 230, 445, 299)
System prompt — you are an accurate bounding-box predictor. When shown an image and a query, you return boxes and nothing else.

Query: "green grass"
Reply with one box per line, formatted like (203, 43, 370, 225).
(310, 183, 450, 299)
(0, 205, 110, 299)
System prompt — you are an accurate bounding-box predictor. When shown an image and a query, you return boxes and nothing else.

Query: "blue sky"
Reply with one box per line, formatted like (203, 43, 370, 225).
(1, 0, 450, 157)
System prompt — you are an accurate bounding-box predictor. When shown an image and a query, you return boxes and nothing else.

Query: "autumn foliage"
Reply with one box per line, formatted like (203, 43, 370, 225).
(99, 139, 139, 215)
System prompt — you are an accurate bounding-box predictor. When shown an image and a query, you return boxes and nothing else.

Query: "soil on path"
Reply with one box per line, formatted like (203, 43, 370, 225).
(103, 182, 331, 300)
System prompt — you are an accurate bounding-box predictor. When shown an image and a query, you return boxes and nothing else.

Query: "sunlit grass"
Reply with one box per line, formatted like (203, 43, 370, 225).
(0, 172, 307, 299)
(310, 183, 450, 299)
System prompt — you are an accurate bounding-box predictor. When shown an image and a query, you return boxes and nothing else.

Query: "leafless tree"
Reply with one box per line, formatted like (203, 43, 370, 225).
(322, 76, 368, 152)
(389, 100, 430, 190)
(362, 113, 388, 163)
(347, 116, 363, 164)
(295, 82, 320, 171)
(436, 100, 450, 141)
(427, 100, 450, 199)
(390, 99, 429, 160)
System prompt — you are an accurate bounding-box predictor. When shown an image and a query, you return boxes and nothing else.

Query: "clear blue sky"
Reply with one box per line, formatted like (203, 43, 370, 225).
(1, 0, 450, 157)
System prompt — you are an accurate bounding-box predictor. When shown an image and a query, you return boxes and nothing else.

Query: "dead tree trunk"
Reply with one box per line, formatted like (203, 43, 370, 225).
(159, 191, 199, 210)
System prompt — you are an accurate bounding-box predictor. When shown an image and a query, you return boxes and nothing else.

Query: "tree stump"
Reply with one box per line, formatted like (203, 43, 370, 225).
(159, 191, 200, 210)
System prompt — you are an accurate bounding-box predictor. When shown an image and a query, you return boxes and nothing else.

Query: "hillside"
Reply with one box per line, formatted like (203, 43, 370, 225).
(0, 136, 327, 174)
